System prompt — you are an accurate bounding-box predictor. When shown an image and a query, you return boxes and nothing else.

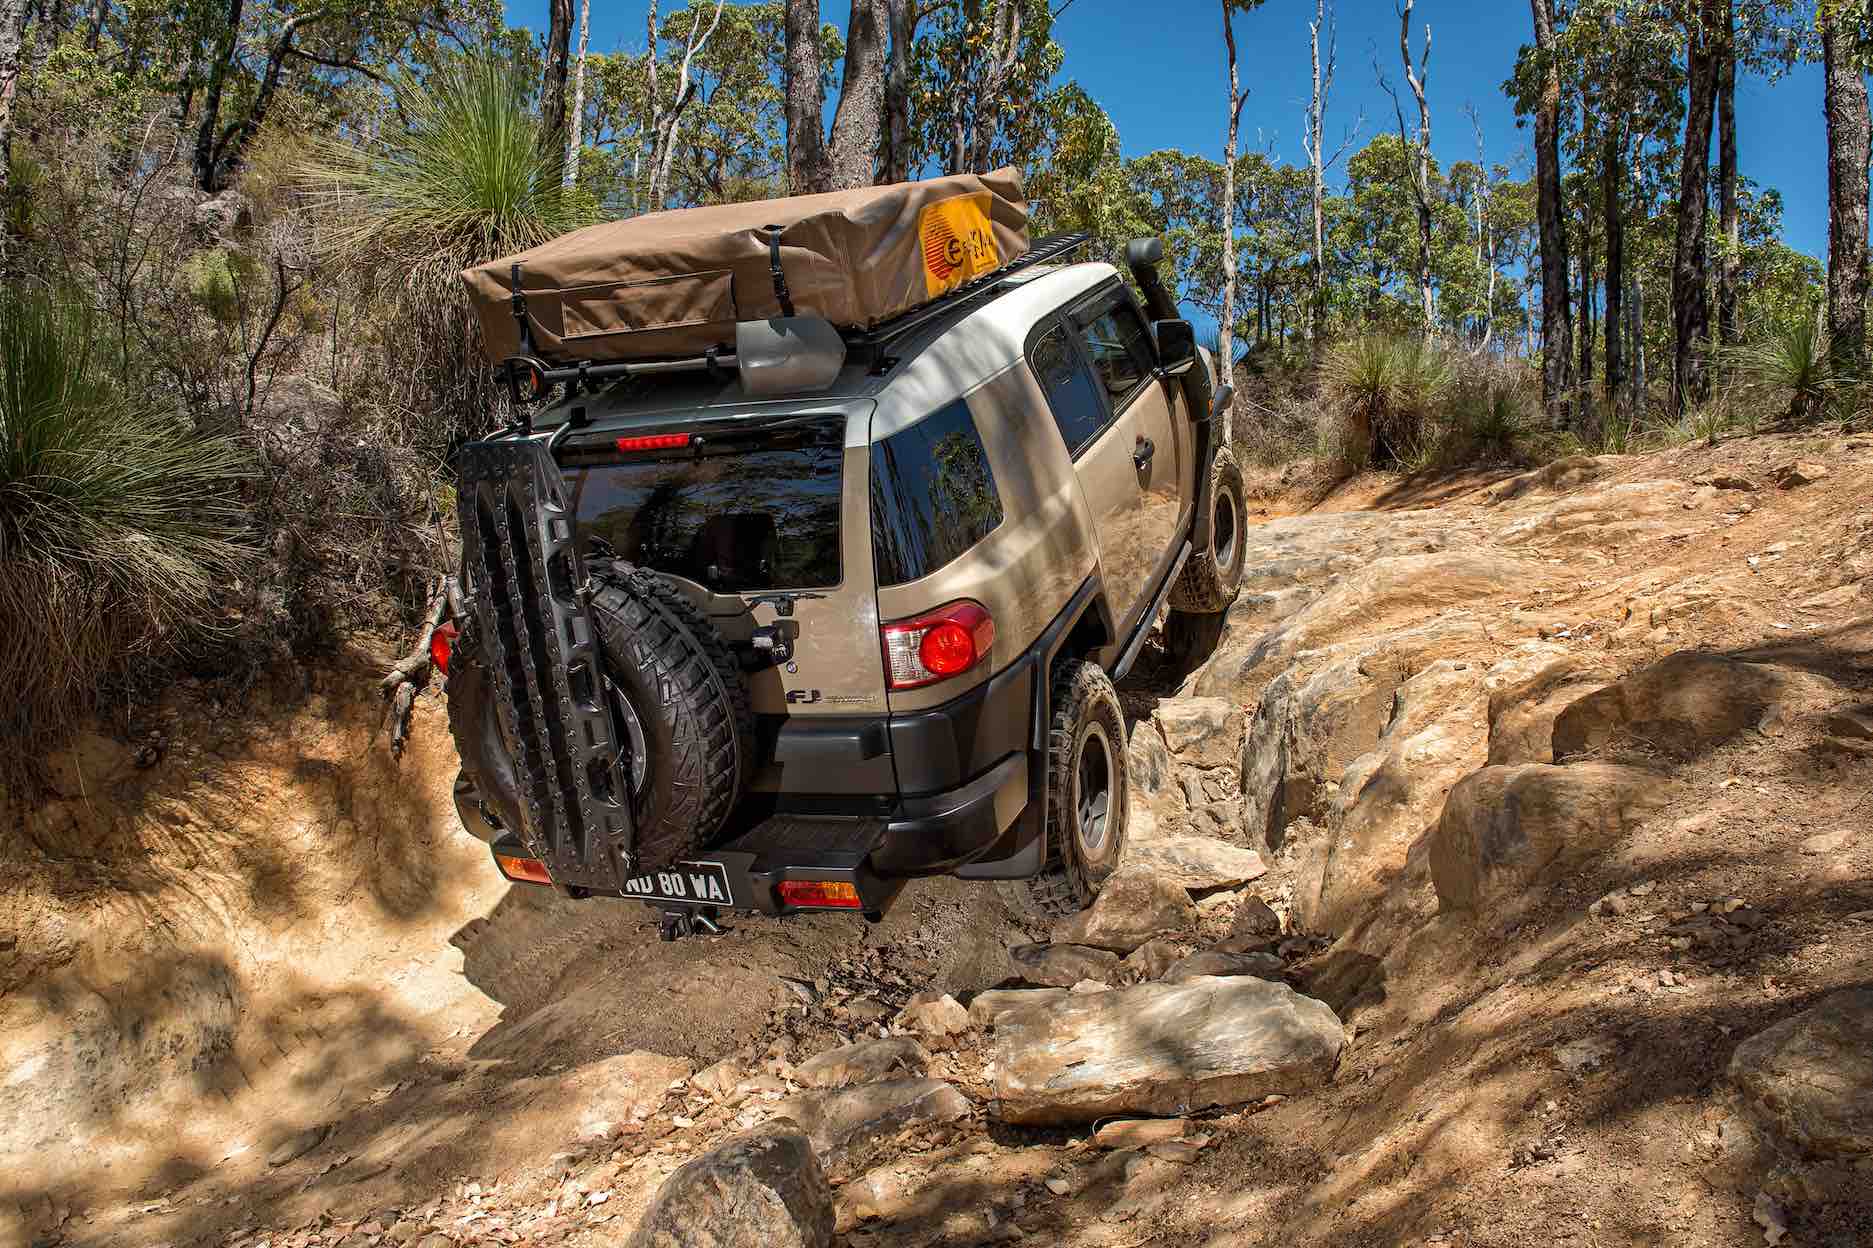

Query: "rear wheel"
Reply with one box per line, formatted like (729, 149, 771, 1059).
(1028, 660, 1130, 918)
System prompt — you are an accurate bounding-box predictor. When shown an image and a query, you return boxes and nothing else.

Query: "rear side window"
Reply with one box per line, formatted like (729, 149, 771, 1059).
(1075, 296, 1155, 399)
(871, 400, 1004, 587)
(567, 417, 844, 592)
(1031, 324, 1109, 456)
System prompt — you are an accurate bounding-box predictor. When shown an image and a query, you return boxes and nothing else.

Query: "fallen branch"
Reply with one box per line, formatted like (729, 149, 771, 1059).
(378, 576, 449, 759)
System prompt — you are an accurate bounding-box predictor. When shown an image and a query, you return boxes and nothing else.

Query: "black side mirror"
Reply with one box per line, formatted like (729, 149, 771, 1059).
(1152, 319, 1197, 376)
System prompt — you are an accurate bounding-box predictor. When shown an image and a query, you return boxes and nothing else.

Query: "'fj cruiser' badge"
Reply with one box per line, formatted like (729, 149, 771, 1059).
(920, 193, 999, 298)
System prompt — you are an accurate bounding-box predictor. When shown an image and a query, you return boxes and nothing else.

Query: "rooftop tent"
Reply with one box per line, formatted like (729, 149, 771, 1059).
(463, 168, 1030, 366)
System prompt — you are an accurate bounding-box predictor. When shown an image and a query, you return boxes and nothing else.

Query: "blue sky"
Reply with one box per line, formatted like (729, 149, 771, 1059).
(515, 0, 1840, 262)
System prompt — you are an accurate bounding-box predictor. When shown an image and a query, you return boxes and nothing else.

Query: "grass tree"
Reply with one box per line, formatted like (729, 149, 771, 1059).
(299, 54, 597, 442)
(0, 284, 250, 790)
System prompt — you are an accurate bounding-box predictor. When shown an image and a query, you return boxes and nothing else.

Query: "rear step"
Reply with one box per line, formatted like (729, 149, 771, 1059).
(490, 814, 905, 919)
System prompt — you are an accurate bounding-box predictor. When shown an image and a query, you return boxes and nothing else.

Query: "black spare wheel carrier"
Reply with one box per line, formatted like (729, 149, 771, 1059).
(457, 432, 639, 891)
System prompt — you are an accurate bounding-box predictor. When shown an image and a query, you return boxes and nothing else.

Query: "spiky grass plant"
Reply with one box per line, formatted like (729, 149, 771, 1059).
(1319, 331, 1453, 471)
(0, 284, 250, 790)
(299, 54, 598, 447)
(1719, 317, 1844, 425)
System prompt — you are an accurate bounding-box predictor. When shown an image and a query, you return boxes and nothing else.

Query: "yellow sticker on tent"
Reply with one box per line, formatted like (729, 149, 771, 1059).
(920, 193, 1000, 297)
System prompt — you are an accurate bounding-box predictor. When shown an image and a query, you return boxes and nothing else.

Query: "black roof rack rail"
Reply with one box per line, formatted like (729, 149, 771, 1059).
(843, 230, 1093, 362)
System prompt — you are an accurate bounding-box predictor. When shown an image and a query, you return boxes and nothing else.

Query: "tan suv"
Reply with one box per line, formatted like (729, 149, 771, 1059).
(442, 232, 1247, 936)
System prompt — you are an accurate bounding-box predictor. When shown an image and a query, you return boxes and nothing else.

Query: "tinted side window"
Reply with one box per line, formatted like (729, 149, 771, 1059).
(1031, 323, 1109, 457)
(871, 400, 1005, 587)
(1076, 296, 1154, 399)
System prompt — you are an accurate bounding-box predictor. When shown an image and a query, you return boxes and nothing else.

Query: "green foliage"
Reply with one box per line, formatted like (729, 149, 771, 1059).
(304, 54, 596, 270)
(1319, 331, 1453, 468)
(1720, 315, 1850, 422)
(300, 53, 599, 445)
(0, 283, 251, 785)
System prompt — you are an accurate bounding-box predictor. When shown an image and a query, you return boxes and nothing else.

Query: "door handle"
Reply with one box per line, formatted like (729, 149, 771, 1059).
(1133, 437, 1156, 471)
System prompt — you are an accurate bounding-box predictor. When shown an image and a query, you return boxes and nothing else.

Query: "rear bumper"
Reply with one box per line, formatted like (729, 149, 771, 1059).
(472, 750, 1026, 914)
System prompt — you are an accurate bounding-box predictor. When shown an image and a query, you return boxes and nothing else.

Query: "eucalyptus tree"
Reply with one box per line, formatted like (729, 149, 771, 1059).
(1524, 0, 1574, 426)
(1217, 0, 1264, 420)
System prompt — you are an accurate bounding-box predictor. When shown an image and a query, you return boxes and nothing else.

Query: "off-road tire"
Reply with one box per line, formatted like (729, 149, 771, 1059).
(1167, 446, 1248, 613)
(445, 615, 526, 840)
(587, 566, 753, 871)
(1027, 660, 1130, 918)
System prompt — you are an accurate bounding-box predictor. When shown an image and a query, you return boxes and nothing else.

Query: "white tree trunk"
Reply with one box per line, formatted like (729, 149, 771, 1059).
(1218, 0, 1244, 443)
(1306, 0, 1331, 343)
(648, 0, 728, 206)
(564, 0, 591, 189)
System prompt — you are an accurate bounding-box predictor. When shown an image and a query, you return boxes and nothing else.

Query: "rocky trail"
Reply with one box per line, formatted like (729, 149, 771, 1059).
(6, 428, 1872, 1248)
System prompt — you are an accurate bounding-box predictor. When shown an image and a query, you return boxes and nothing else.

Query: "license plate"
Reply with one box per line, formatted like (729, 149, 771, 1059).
(620, 860, 736, 907)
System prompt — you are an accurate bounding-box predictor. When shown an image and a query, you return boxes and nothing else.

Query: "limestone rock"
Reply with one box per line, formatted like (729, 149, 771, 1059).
(1160, 950, 1285, 982)
(1093, 1118, 1191, 1149)
(1552, 652, 1785, 763)
(1429, 763, 1674, 914)
(1052, 864, 1198, 953)
(1153, 699, 1244, 770)
(1226, 895, 1283, 942)
(774, 1079, 970, 1175)
(795, 1038, 929, 1089)
(628, 1121, 833, 1248)
(693, 1057, 746, 1100)
(191, 189, 253, 240)
(1009, 942, 1121, 988)
(1482, 643, 1610, 766)
(1302, 658, 1491, 931)
(990, 976, 1345, 1124)
(1771, 460, 1830, 489)
(895, 992, 971, 1051)
(1119, 938, 1184, 981)
(1823, 707, 1873, 741)
(967, 988, 1068, 1029)
(1122, 835, 1266, 891)
(1727, 989, 1873, 1162)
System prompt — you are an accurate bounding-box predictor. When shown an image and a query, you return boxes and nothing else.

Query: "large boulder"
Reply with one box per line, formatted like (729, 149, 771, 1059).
(1482, 643, 1612, 766)
(773, 1079, 970, 1177)
(1122, 835, 1266, 892)
(1727, 989, 1873, 1163)
(628, 1121, 833, 1248)
(967, 988, 1068, 1029)
(1429, 763, 1674, 913)
(1153, 699, 1244, 770)
(1551, 652, 1785, 763)
(1299, 659, 1489, 932)
(1052, 863, 1197, 953)
(990, 976, 1345, 1124)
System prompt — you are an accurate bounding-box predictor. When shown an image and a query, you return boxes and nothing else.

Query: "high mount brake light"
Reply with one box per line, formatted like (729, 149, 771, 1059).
(614, 432, 692, 453)
(430, 621, 459, 675)
(880, 600, 994, 690)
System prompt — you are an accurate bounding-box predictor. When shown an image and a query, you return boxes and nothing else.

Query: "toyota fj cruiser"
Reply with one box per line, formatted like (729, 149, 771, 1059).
(440, 207, 1247, 938)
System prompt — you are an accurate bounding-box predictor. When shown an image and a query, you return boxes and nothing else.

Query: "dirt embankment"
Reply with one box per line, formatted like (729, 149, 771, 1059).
(5, 428, 1872, 1248)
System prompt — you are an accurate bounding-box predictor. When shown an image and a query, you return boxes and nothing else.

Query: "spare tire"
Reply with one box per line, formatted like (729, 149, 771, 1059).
(588, 565, 754, 870)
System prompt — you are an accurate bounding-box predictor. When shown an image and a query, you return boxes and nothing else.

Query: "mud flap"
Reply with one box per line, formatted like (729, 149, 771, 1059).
(456, 433, 638, 890)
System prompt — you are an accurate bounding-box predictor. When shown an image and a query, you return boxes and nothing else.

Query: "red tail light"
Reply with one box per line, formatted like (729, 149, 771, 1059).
(495, 853, 553, 885)
(881, 600, 994, 690)
(614, 432, 691, 452)
(430, 621, 459, 675)
(777, 879, 863, 909)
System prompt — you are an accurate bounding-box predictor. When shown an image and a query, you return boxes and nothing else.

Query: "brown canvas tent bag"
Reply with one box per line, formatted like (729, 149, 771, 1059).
(462, 168, 1030, 365)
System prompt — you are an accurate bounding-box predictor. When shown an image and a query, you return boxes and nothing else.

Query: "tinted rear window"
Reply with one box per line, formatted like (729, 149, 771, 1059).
(871, 400, 1004, 588)
(567, 417, 844, 592)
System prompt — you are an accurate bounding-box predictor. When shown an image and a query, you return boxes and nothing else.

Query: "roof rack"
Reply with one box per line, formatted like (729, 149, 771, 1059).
(842, 231, 1093, 363)
(503, 230, 1094, 421)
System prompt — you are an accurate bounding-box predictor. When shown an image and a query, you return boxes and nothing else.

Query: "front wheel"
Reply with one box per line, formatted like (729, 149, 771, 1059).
(1167, 446, 1248, 613)
(1027, 661, 1130, 918)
